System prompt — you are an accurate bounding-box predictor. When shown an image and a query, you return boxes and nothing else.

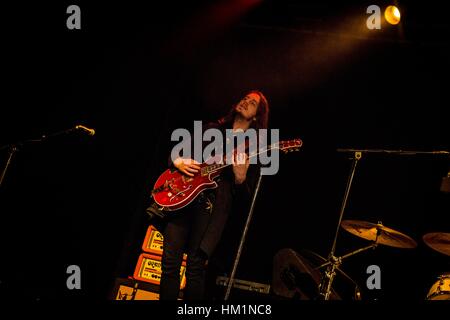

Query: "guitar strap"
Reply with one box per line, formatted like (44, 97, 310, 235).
(145, 201, 167, 220)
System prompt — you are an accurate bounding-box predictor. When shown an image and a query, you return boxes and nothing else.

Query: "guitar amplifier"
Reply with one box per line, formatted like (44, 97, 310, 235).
(216, 276, 271, 294)
(142, 225, 188, 260)
(111, 277, 184, 300)
(142, 225, 164, 255)
(111, 278, 160, 300)
(215, 276, 273, 300)
(133, 253, 187, 289)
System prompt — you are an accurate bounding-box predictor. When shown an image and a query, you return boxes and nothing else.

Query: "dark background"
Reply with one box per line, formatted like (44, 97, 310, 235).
(0, 0, 449, 301)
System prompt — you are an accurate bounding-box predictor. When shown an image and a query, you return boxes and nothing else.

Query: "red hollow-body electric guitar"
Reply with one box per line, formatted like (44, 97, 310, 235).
(151, 139, 303, 211)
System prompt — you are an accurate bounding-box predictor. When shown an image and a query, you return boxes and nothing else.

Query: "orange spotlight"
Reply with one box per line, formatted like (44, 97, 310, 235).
(385, 5, 401, 25)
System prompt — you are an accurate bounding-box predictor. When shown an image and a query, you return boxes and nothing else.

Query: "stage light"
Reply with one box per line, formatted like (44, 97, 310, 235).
(385, 5, 401, 25)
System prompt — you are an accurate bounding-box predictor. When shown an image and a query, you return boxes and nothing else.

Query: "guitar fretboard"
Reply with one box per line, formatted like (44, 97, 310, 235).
(201, 163, 226, 176)
(200, 142, 288, 176)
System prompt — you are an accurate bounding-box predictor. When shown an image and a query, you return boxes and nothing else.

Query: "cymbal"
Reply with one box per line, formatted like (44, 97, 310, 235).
(423, 232, 450, 257)
(341, 220, 418, 249)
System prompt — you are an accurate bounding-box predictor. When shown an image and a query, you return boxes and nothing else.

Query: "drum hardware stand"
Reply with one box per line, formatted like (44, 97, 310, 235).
(317, 238, 379, 300)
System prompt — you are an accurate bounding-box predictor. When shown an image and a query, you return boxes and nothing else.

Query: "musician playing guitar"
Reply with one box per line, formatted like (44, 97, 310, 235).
(159, 90, 269, 300)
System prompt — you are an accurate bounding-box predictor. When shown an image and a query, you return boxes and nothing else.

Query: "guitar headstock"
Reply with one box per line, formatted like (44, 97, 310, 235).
(278, 138, 303, 154)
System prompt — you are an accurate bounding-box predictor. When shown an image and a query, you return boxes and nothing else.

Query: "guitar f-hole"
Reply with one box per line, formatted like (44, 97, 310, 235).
(169, 184, 193, 202)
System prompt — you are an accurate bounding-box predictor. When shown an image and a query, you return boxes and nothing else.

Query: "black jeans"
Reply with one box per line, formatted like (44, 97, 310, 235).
(159, 193, 213, 300)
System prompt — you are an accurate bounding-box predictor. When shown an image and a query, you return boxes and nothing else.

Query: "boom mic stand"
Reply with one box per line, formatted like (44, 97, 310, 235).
(0, 125, 94, 189)
(318, 151, 362, 300)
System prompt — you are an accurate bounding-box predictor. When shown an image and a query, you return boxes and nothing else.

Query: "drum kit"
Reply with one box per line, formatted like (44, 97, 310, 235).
(273, 149, 450, 301)
(423, 232, 450, 300)
(313, 149, 450, 300)
(272, 222, 450, 300)
(338, 220, 450, 300)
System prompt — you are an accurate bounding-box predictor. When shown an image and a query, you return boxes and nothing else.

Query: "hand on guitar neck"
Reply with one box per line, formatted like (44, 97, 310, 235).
(232, 152, 250, 184)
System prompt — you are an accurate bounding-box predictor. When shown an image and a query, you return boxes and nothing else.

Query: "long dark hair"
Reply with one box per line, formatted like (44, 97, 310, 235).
(218, 90, 270, 129)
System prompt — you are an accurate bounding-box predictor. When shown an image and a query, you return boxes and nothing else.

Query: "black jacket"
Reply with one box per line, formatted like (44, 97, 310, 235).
(167, 121, 260, 257)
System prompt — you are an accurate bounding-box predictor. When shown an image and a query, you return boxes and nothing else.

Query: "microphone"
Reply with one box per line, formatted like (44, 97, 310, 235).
(75, 125, 96, 136)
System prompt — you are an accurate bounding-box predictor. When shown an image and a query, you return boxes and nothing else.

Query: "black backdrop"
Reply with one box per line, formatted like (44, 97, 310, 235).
(0, 1, 449, 301)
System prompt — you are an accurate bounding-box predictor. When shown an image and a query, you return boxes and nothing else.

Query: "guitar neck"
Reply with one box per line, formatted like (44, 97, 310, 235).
(201, 145, 277, 175)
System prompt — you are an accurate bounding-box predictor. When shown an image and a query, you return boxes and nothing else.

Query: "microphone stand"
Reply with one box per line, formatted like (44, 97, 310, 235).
(224, 170, 263, 300)
(0, 145, 18, 188)
(0, 126, 84, 189)
(318, 151, 362, 300)
(336, 148, 449, 156)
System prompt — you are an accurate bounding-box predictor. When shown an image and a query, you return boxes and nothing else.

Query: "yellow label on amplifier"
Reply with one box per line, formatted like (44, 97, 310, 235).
(142, 225, 188, 260)
(142, 225, 164, 255)
(133, 253, 186, 289)
(116, 284, 159, 300)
